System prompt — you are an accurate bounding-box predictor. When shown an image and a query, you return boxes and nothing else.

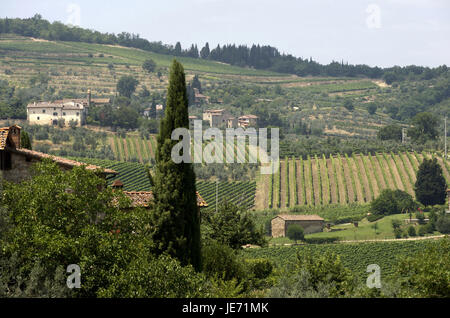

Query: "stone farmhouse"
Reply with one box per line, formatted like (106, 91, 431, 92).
(0, 125, 207, 209)
(271, 214, 325, 237)
(202, 109, 259, 129)
(27, 90, 110, 127)
(238, 115, 258, 128)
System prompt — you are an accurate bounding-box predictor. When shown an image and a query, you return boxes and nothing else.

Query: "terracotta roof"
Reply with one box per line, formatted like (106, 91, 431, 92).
(0, 127, 9, 150)
(7, 147, 117, 175)
(27, 101, 84, 110)
(112, 180, 124, 187)
(275, 214, 324, 221)
(123, 191, 208, 208)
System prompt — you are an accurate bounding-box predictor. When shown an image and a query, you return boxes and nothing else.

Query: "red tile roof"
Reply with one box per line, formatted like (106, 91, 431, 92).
(8, 147, 117, 175)
(0, 127, 9, 150)
(123, 191, 208, 208)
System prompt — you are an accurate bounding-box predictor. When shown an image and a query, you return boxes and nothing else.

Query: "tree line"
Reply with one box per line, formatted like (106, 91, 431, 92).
(1, 15, 447, 82)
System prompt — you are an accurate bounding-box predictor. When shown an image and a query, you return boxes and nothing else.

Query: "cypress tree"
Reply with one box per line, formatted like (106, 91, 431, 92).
(415, 158, 447, 206)
(150, 59, 201, 271)
(20, 131, 32, 150)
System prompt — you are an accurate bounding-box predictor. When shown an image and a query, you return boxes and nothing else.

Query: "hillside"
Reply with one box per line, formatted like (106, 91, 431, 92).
(0, 34, 284, 96)
(255, 151, 450, 210)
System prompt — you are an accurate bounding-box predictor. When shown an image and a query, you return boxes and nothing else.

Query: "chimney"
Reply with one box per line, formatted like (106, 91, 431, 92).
(111, 179, 124, 190)
(87, 89, 91, 107)
(9, 125, 21, 149)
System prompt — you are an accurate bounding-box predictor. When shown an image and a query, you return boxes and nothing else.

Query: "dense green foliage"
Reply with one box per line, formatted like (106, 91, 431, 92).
(370, 189, 417, 216)
(415, 158, 447, 206)
(286, 224, 305, 243)
(202, 201, 266, 249)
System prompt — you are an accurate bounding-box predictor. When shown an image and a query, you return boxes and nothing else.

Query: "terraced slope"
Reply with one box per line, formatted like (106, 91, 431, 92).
(255, 152, 450, 209)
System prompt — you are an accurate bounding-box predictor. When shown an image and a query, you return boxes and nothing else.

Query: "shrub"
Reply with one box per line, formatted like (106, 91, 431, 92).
(418, 226, 427, 237)
(287, 224, 304, 243)
(391, 219, 402, 230)
(304, 237, 339, 244)
(201, 241, 246, 283)
(371, 189, 417, 216)
(368, 214, 384, 222)
(394, 228, 403, 239)
(408, 226, 417, 237)
(436, 215, 450, 234)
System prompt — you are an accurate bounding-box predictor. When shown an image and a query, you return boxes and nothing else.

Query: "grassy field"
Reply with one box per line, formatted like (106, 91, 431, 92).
(255, 152, 450, 209)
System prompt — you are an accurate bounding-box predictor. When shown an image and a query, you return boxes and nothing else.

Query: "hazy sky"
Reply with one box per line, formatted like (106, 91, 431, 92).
(2, 0, 449, 67)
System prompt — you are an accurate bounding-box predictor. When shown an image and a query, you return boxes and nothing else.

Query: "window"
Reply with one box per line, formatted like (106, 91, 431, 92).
(63, 112, 66, 116)
(0, 151, 12, 170)
(53, 112, 58, 116)
(37, 117, 40, 120)
(42, 109, 46, 113)
(76, 112, 79, 116)
(54, 107, 56, 110)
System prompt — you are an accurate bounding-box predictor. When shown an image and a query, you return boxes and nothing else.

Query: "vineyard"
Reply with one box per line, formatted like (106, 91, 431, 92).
(108, 134, 157, 164)
(257, 151, 450, 209)
(71, 157, 257, 209)
(242, 239, 444, 282)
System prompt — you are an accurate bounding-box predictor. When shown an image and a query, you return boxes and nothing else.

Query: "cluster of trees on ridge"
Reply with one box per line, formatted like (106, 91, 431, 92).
(0, 15, 447, 81)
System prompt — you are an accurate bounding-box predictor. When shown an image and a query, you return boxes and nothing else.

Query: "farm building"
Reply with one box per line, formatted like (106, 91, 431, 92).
(0, 125, 117, 183)
(271, 214, 325, 237)
(238, 114, 258, 128)
(202, 109, 229, 127)
(26, 90, 110, 127)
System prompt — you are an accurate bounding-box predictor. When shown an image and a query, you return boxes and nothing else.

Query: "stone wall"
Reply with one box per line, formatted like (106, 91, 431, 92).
(285, 220, 324, 235)
(271, 217, 324, 238)
(0, 152, 37, 183)
(271, 217, 286, 238)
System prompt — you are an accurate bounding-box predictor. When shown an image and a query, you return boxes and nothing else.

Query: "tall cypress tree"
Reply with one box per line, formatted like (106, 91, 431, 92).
(415, 158, 447, 206)
(150, 59, 201, 271)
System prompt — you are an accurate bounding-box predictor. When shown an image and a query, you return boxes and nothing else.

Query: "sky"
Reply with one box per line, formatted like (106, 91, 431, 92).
(2, 0, 450, 68)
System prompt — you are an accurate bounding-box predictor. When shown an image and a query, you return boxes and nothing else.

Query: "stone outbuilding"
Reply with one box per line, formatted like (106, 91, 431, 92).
(271, 214, 325, 237)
